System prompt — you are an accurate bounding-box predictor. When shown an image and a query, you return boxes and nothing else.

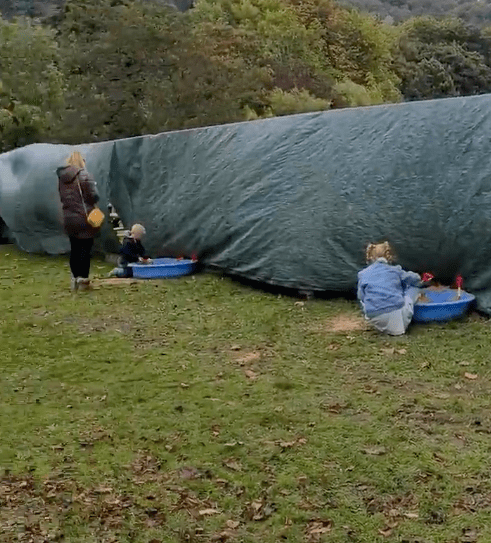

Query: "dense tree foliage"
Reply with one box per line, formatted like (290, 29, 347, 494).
(394, 17, 491, 99)
(0, 18, 64, 150)
(57, 0, 270, 142)
(1, 0, 491, 151)
(339, 0, 491, 28)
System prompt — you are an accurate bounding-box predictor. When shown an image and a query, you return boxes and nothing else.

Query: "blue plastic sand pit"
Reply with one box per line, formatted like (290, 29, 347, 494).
(130, 258, 196, 279)
(413, 288, 475, 323)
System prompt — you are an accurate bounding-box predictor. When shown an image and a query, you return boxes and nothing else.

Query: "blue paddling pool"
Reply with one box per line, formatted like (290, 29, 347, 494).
(130, 258, 196, 279)
(413, 288, 475, 323)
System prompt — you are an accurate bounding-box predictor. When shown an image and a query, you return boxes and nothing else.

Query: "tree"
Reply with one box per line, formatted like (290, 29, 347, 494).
(0, 18, 64, 151)
(192, 0, 401, 114)
(56, 0, 270, 142)
(394, 17, 491, 100)
(191, 0, 336, 113)
(287, 0, 401, 104)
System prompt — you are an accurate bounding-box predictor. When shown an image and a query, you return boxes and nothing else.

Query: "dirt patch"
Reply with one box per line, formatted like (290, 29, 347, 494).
(324, 314, 368, 334)
(229, 345, 274, 366)
(234, 351, 261, 365)
(64, 314, 134, 335)
(92, 278, 140, 287)
(64, 314, 168, 351)
(228, 345, 275, 382)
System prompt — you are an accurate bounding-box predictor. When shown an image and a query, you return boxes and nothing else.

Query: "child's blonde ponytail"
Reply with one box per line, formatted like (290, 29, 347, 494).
(366, 241, 395, 263)
(365, 243, 375, 263)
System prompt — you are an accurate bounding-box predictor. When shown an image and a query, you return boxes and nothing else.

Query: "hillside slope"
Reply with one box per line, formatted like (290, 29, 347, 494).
(0, 0, 193, 20)
(339, 0, 491, 27)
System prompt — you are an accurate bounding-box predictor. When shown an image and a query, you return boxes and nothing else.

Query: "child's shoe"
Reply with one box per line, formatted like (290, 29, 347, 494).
(70, 276, 79, 291)
(108, 267, 127, 278)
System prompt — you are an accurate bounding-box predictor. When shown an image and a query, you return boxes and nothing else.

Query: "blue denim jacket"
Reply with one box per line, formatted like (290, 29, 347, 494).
(357, 258, 421, 317)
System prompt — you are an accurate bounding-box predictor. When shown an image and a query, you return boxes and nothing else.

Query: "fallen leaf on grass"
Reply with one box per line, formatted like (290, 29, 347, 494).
(179, 467, 200, 480)
(94, 486, 113, 494)
(246, 500, 275, 521)
(264, 437, 307, 449)
(464, 373, 478, 380)
(324, 402, 347, 413)
(199, 508, 220, 516)
(297, 475, 308, 486)
(211, 531, 235, 541)
(306, 519, 333, 541)
(362, 446, 386, 456)
(404, 512, 419, 519)
(225, 520, 240, 529)
(380, 347, 407, 355)
(379, 519, 398, 537)
(280, 437, 307, 448)
(251, 500, 262, 512)
(235, 352, 261, 365)
(462, 527, 479, 542)
(244, 369, 257, 380)
(224, 441, 243, 447)
(211, 425, 220, 437)
(223, 458, 242, 471)
(310, 524, 332, 535)
(378, 526, 393, 537)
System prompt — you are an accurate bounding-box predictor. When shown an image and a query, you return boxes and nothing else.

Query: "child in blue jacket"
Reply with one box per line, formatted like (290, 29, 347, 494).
(357, 241, 421, 335)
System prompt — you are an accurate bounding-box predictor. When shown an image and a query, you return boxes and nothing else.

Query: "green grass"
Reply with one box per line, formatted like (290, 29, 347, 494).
(1, 245, 491, 542)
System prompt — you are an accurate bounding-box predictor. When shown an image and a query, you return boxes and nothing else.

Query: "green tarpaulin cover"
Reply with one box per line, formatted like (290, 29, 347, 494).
(1, 94, 491, 310)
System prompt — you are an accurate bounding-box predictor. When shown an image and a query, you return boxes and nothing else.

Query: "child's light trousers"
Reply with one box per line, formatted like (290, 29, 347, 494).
(367, 287, 420, 336)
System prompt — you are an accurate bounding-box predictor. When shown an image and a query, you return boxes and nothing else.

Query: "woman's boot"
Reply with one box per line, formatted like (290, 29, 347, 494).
(77, 277, 91, 291)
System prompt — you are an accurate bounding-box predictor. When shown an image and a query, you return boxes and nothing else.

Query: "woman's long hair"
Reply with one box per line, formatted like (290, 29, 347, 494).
(66, 151, 85, 169)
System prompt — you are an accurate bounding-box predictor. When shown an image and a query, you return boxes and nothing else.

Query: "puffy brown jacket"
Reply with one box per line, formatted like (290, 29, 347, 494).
(57, 165, 100, 239)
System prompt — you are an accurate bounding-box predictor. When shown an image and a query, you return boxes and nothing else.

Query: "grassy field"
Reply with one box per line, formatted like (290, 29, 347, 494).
(1, 245, 491, 543)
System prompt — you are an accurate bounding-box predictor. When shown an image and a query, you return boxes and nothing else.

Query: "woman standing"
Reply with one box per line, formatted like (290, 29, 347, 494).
(57, 151, 101, 291)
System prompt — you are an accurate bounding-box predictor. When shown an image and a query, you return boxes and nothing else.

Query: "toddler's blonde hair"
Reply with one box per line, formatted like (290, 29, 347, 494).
(366, 241, 395, 263)
(131, 224, 146, 238)
(66, 151, 86, 169)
